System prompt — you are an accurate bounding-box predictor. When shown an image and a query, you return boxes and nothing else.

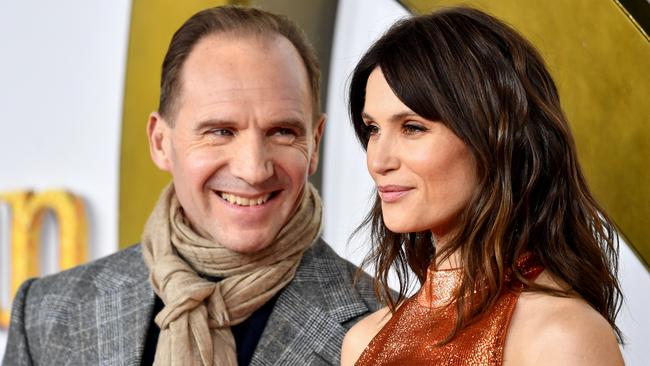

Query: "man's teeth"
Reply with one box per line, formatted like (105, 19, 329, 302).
(220, 192, 271, 206)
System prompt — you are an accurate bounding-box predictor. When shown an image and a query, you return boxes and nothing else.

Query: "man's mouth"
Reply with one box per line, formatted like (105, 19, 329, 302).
(218, 192, 274, 206)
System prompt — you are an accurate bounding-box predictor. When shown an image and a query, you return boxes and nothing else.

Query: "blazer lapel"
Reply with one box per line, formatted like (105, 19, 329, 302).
(252, 287, 347, 365)
(251, 240, 372, 365)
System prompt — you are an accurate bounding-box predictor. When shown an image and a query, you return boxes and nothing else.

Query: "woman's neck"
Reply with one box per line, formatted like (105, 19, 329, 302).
(432, 235, 462, 270)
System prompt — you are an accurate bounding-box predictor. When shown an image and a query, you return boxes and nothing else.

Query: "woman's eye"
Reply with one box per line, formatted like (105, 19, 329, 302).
(403, 123, 426, 135)
(366, 124, 379, 136)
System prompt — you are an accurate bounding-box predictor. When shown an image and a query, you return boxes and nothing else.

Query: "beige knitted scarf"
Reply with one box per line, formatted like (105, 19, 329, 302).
(142, 183, 322, 366)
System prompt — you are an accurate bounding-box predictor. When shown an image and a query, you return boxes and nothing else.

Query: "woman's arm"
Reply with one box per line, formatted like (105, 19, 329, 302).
(526, 299, 623, 366)
(505, 276, 623, 366)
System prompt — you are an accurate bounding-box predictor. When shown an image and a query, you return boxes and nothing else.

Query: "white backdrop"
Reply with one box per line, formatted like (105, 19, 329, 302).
(0, 0, 131, 360)
(322, 1, 650, 365)
(322, 0, 406, 270)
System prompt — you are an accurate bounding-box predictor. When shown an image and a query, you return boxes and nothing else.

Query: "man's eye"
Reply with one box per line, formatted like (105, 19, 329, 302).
(272, 128, 296, 137)
(270, 128, 297, 143)
(209, 128, 234, 137)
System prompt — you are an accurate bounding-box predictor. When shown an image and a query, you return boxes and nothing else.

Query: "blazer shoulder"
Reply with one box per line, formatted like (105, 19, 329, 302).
(25, 243, 148, 303)
(4, 244, 151, 365)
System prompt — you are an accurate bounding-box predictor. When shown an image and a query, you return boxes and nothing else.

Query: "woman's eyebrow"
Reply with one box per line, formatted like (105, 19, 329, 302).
(362, 111, 419, 123)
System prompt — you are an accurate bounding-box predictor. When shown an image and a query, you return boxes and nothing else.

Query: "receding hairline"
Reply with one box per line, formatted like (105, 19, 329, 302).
(158, 6, 322, 127)
(161, 33, 321, 127)
(164, 31, 318, 125)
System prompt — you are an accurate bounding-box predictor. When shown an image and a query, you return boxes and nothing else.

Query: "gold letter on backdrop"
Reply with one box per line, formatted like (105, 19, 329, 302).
(0, 190, 87, 328)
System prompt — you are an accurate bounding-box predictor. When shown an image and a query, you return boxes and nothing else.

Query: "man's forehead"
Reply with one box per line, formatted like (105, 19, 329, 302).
(190, 86, 306, 104)
(189, 93, 310, 124)
(182, 33, 308, 87)
(177, 33, 312, 113)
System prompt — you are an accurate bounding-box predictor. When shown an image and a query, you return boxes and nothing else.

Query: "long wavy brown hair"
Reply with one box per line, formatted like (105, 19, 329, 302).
(349, 7, 623, 342)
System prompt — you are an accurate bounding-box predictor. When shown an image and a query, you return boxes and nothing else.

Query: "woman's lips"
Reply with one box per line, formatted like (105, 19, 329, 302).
(377, 185, 413, 203)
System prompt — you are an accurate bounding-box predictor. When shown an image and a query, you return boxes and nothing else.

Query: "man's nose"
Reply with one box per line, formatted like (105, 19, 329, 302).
(231, 135, 274, 185)
(367, 134, 400, 176)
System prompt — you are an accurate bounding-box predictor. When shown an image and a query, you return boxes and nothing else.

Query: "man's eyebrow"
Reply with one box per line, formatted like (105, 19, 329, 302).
(362, 111, 419, 123)
(269, 118, 308, 133)
(192, 118, 308, 133)
(193, 118, 236, 132)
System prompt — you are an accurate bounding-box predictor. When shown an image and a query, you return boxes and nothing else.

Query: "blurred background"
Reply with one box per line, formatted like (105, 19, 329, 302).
(1, 0, 648, 363)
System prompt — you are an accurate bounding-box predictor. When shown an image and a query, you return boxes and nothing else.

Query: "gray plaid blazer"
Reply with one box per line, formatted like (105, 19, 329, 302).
(3, 239, 381, 365)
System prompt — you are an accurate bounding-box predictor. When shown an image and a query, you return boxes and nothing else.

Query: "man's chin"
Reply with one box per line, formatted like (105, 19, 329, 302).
(217, 235, 275, 254)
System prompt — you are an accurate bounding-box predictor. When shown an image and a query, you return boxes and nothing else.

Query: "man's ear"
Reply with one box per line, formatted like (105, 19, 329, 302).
(147, 112, 172, 171)
(308, 114, 326, 175)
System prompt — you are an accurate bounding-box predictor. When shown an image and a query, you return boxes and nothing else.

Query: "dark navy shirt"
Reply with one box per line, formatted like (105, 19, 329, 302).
(142, 291, 280, 366)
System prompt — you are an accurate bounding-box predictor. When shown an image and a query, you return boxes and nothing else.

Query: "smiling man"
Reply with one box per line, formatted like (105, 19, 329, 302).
(3, 6, 380, 366)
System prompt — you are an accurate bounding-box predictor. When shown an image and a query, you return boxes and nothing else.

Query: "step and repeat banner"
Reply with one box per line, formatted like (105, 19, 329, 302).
(1, 0, 648, 364)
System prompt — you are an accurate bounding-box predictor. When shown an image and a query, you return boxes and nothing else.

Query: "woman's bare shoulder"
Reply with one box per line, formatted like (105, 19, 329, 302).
(341, 306, 392, 366)
(505, 271, 623, 366)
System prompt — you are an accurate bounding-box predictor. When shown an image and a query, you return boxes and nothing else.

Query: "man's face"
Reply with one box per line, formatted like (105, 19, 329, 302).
(148, 34, 324, 253)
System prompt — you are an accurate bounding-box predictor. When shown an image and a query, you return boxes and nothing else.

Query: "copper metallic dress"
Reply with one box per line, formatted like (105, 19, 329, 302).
(355, 254, 543, 365)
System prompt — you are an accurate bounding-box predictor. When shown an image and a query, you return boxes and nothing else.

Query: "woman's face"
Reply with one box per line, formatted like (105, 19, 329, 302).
(363, 67, 478, 241)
